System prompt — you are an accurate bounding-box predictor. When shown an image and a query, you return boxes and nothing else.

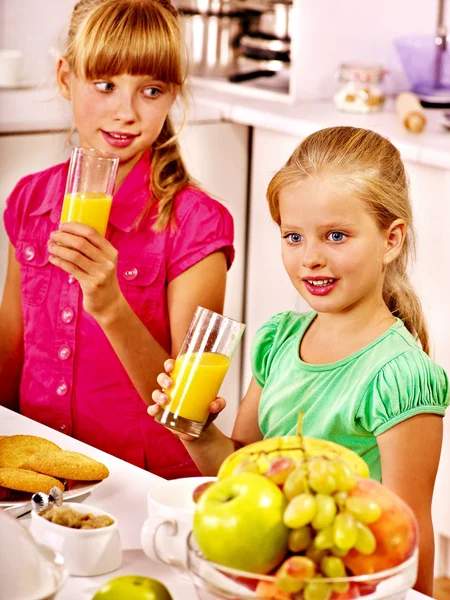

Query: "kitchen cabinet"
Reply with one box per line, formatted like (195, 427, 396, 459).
(0, 122, 249, 437)
(244, 127, 450, 574)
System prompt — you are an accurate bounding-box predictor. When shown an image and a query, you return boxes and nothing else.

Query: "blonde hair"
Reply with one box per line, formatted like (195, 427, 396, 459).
(65, 0, 194, 231)
(267, 126, 430, 354)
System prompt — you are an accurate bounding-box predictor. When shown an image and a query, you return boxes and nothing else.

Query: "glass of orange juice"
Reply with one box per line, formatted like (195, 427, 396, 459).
(61, 147, 119, 236)
(155, 307, 246, 437)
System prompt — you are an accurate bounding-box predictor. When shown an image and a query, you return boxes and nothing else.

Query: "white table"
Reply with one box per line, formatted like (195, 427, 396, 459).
(0, 407, 430, 600)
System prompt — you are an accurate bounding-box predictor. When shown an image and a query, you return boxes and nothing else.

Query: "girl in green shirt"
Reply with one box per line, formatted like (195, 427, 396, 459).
(150, 126, 448, 595)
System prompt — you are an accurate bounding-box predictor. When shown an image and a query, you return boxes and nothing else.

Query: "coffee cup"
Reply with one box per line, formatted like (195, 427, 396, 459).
(140, 476, 216, 572)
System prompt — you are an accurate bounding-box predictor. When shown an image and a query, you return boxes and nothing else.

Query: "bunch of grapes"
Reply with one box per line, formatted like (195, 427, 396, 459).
(261, 455, 381, 600)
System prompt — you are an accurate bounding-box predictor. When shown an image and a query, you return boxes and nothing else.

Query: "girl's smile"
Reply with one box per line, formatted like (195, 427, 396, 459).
(101, 129, 140, 148)
(302, 276, 339, 296)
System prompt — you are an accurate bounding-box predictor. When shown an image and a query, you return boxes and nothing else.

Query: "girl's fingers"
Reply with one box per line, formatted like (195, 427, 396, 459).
(157, 372, 173, 389)
(47, 253, 88, 281)
(49, 231, 104, 263)
(48, 242, 98, 276)
(147, 404, 160, 417)
(164, 359, 175, 373)
(59, 222, 110, 251)
(210, 397, 226, 414)
(151, 389, 169, 405)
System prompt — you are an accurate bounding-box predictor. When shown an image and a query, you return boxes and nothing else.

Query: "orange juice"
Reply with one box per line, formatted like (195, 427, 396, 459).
(61, 192, 113, 236)
(166, 352, 230, 423)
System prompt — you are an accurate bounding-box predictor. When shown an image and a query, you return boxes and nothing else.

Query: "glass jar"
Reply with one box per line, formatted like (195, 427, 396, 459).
(334, 63, 386, 113)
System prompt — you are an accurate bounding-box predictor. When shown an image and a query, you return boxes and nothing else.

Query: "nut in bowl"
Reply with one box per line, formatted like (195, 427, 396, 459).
(29, 502, 122, 577)
(187, 532, 418, 600)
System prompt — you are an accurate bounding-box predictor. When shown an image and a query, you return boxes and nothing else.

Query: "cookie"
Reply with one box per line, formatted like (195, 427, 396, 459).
(0, 468, 64, 494)
(25, 450, 109, 481)
(0, 435, 61, 468)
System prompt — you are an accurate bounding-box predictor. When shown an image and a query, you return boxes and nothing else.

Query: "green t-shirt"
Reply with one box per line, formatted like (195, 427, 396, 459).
(251, 311, 449, 482)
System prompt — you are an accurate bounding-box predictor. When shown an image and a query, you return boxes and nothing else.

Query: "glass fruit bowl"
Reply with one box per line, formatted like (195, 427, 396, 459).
(186, 532, 418, 600)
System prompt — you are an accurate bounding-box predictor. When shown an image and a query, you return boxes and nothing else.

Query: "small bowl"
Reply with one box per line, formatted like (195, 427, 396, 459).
(29, 502, 122, 577)
(186, 532, 418, 600)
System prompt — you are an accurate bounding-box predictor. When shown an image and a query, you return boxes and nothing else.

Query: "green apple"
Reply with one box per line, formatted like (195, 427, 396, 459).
(92, 576, 173, 600)
(193, 472, 289, 574)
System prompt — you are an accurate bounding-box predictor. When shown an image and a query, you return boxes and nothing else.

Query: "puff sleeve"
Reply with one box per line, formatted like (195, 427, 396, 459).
(251, 312, 290, 388)
(356, 349, 449, 436)
(167, 189, 234, 282)
(3, 174, 33, 247)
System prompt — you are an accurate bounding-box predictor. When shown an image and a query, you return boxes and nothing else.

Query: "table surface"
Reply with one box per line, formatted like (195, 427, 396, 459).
(0, 407, 430, 600)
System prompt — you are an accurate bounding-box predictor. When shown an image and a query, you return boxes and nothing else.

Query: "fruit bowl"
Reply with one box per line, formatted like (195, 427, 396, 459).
(186, 532, 418, 600)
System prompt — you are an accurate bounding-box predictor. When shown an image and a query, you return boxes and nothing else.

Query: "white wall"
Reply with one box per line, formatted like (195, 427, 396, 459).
(0, 0, 76, 84)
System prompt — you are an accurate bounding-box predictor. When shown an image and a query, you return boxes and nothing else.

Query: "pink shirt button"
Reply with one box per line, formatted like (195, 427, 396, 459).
(58, 345, 71, 360)
(60, 424, 67, 431)
(68, 275, 76, 284)
(61, 308, 74, 323)
(24, 245, 35, 261)
(56, 381, 68, 396)
(123, 267, 138, 281)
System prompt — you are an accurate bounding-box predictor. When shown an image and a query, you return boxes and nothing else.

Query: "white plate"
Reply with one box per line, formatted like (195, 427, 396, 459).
(0, 480, 102, 509)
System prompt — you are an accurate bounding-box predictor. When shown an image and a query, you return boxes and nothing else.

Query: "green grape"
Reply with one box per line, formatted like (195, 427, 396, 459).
(333, 512, 358, 550)
(265, 456, 296, 485)
(283, 465, 308, 500)
(313, 525, 334, 550)
(329, 460, 357, 492)
(311, 494, 337, 530)
(331, 545, 349, 557)
(320, 556, 346, 578)
(284, 493, 317, 528)
(308, 458, 337, 495)
(346, 497, 382, 524)
(288, 526, 313, 553)
(306, 544, 328, 563)
(334, 492, 348, 509)
(332, 581, 350, 594)
(354, 521, 377, 554)
(275, 556, 316, 593)
(304, 579, 332, 600)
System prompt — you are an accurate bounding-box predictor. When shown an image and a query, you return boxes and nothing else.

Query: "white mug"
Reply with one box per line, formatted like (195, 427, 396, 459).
(0, 50, 23, 87)
(140, 476, 216, 572)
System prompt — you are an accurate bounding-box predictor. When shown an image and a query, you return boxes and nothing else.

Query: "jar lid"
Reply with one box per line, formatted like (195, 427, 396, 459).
(338, 63, 387, 82)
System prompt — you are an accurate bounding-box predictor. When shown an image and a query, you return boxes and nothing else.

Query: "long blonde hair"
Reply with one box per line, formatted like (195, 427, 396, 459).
(65, 0, 194, 231)
(267, 126, 430, 354)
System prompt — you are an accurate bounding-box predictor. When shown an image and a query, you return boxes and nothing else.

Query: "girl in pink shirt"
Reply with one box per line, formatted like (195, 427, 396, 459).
(0, 0, 234, 479)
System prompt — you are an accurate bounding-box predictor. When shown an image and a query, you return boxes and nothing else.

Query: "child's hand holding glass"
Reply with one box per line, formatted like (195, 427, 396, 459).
(148, 358, 227, 442)
(148, 307, 245, 439)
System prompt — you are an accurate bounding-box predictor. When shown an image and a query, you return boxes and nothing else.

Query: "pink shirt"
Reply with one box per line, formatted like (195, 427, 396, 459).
(4, 151, 234, 479)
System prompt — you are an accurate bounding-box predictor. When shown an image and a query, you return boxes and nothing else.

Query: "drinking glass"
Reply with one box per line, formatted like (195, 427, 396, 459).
(60, 147, 119, 236)
(155, 307, 246, 437)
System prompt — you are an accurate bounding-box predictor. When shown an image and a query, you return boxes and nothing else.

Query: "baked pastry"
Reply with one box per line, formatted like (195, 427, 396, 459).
(0, 435, 61, 469)
(25, 450, 109, 481)
(0, 467, 64, 494)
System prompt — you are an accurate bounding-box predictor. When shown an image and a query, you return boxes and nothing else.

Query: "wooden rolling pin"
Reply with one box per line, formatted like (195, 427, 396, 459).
(395, 92, 427, 133)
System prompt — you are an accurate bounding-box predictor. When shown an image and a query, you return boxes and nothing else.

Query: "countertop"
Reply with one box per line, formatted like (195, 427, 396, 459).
(0, 407, 198, 600)
(0, 407, 432, 600)
(1, 82, 449, 169)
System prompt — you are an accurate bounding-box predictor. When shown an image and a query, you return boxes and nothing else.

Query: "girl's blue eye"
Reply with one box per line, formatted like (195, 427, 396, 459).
(328, 231, 345, 242)
(95, 81, 114, 92)
(285, 233, 303, 244)
(143, 87, 161, 98)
